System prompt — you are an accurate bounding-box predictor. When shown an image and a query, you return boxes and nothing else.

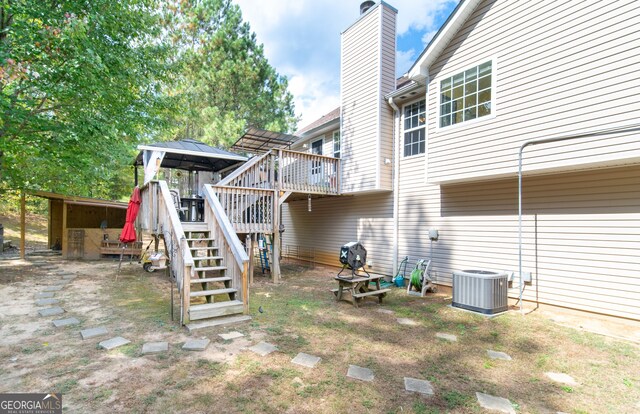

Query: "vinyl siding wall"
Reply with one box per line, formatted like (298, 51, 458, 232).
(426, 0, 640, 183)
(281, 194, 394, 276)
(340, 3, 396, 193)
(397, 156, 640, 320)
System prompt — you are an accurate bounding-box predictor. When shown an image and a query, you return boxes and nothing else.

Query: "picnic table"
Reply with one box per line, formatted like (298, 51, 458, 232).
(332, 274, 391, 307)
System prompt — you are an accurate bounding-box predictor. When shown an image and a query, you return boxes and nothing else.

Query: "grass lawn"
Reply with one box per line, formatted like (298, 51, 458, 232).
(0, 260, 638, 413)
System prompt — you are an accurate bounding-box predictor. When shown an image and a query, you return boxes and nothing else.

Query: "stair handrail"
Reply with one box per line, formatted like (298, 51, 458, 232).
(217, 150, 273, 187)
(156, 180, 195, 324)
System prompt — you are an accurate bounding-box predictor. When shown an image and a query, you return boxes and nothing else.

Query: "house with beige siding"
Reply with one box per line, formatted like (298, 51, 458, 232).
(283, 0, 640, 321)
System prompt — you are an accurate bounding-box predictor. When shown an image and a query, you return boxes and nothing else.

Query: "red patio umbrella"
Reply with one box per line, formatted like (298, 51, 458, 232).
(120, 186, 141, 243)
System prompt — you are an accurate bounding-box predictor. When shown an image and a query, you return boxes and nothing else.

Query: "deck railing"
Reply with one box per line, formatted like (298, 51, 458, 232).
(138, 180, 194, 324)
(278, 149, 340, 195)
(212, 185, 275, 234)
(202, 184, 250, 314)
(218, 149, 340, 195)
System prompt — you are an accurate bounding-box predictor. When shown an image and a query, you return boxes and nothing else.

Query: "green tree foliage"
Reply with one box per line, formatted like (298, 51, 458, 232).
(0, 0, 170, 198)
(163, 0, 298, 147)
(0, 0, 298, 200)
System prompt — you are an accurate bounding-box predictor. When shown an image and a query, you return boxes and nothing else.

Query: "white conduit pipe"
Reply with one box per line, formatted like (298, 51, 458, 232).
(518, 124, 640, 315)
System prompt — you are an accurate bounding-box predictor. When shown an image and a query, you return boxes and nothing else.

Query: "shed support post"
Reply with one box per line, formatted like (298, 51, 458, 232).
(20, 191, 26, 260)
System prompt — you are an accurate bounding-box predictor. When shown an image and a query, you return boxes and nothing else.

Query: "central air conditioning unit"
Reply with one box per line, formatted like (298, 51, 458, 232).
(452, 270, 508, 314)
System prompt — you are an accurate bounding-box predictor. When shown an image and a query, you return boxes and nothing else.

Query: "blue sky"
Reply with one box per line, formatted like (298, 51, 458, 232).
(234, 0, 458, 128)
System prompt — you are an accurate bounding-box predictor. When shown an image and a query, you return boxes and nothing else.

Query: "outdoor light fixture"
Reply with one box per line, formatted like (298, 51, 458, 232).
(308, 194, 312, 212)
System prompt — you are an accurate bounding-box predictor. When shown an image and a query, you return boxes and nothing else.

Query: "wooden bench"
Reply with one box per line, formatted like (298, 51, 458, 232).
(100, 241, 142, 257)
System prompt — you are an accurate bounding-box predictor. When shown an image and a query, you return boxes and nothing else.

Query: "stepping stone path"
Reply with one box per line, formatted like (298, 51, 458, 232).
(182, 338, 210, 351)
(404, 377, 434, 396)
(545, 372, 578, 386)
(396, 318, 418, 326)
(142, 342, 169, 354)
(347, 365, 374, 382)
(487, 350, 512, 361)
(476, 392, 515, 414)
(38, 307, 64, 317)
(42, 285, 64, 292)
(377, 308, 394, 315)
(291, 352, 321, 368)
(35, 292, 55, 299)
(249, 342, 278, 356)
(35, 298, 59, 306)
(436, 332, 458, 342)
(53, 318, 80, 328)
(99, 337, 131, 350)
(81, 327, 108, 340)
(219, 331, 244, 340)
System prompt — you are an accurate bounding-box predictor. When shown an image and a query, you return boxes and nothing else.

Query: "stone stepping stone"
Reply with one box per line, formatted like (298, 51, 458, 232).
(476, 392, 515, 414)
(436, 332, 458, 342)
(219, 331, 244, 340)
(545, 372, 578, 386)
(38, 307, 64, 317)
(99, 337, 131, 350)
(404, 377, 434, 396)
(53, 317, 80, 327)
(81, 327, 108, 340)
(248, 341, 278, 356)
(40, 266, 58, 270)
(377, 308, 394, 315)
(42, 285, 64, 292)
(35, 292, 55, 299)
(396, 318, 418, 326)
(35, 298, 60, 306)
(61, 274, 77, 280)
(182, 338, 210, 351)
(347, 365, 374, 382)
(487, 350, 512, 361)
(142, 342, 169, 354)
(291, 352, 321, 368)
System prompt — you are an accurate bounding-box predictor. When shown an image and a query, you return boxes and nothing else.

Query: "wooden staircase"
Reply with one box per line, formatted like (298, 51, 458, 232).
(182, 223, 249, 330)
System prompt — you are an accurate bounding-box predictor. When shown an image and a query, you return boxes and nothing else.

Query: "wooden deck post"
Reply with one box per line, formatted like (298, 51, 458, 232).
(20, 191, 26, 260)
(271, 190, 280, 283)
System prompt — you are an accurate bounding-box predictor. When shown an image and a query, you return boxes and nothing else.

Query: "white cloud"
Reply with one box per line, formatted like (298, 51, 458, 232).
(234, 0, 457, 127)
(396, 49, 416, 78)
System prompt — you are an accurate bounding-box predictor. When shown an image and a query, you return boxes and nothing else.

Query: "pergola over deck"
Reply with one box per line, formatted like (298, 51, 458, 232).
(231, 127, 297, 155)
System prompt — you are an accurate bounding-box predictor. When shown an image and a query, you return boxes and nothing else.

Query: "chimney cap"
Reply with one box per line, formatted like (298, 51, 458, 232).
(360, 1, 375, 15)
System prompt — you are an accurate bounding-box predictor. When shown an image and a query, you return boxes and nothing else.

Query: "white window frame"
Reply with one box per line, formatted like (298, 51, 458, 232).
(332, 130, 341, 158)
(402, 97, 426, 158)
(436, 56, 497, 131)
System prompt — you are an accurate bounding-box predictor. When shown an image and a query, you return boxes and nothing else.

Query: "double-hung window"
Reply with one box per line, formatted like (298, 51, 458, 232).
(439, 60, 493, 128)
(403, 99, 426, 157)
(332, 130, 341, 158)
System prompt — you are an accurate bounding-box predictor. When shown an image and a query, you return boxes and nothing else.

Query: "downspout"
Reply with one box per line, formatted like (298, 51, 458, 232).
(388, 97, 400, 274)
(517, 124, 640, 315)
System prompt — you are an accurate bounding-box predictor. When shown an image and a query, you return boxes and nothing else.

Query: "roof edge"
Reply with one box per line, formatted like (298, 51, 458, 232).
(407, 0, 481, 79)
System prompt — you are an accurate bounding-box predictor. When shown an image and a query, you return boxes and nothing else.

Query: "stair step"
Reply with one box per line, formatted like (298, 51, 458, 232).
(192, 256, 223, 261)
(194, 266, 227, 272)
(188, 300, 245, 321)
(182, 223, 209, 232)
(186, 238, 215, 243)
(190, 276, 232, 284)
(187, 315, 252, 331)
(190, 288, 236, 298)
(190, 246, 219, 251)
